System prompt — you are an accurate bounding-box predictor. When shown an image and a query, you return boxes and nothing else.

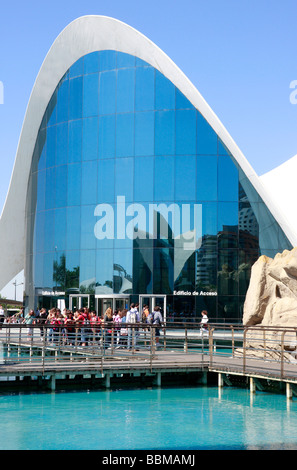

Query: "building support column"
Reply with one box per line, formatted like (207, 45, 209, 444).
(105, 373, 111, 389)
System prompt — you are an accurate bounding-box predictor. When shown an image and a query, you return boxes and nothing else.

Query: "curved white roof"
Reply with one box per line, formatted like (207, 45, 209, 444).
(0, 15, 295, 290)
(260, 154, 297, 237)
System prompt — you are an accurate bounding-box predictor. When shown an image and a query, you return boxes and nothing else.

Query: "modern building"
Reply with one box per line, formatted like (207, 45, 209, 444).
(0, 16, 295, 322)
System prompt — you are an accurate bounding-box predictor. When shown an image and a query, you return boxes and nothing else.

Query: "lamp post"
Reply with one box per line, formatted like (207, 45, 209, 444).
(13, 281, 23, 301)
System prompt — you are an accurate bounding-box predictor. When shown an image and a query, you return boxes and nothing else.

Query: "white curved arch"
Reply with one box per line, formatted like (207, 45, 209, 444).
(0, 14, 295, 290)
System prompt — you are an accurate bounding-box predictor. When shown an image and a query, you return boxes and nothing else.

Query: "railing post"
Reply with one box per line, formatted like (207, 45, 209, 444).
(281, 330, 286, 379)
(184, 328, 188, 353)
(243, 327, 248, 374)
(231, 326, 234, 357)
(209, 328, 214, 367)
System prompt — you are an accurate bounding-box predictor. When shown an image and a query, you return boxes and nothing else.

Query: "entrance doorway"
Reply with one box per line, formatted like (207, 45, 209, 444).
(95, 295, 130, 318)
(69, 294, 90, 311)
(139, 295, 167, 322)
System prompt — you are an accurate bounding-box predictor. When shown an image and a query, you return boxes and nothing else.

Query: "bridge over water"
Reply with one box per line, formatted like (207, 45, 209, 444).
(0, 323, 297, 398)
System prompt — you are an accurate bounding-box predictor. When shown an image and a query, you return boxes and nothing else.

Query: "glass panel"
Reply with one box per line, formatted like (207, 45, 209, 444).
(69, 77, 83, 120)
(46, 126, 56, 168)
(80, 250, 96, 293)
(153, 248, 174, 294)
(53, 251, 66, 291)
(36, 170, 46, 212)
(218, 155, 239, 201)
(69, 57, 84, 78)
(67, 163, 81, 206)
(98, 114, 115, 158)
(174, 249, 196, 292)
(96, 249, 114, 294)
(116, 68, 135, 113)
(197, 112, 218, 155)
(37, 128, 47, 172)
(55, 165, 67, 208)
(117, 51, 135, 68)
(81, 160, 97, 205)
(44, 210, 55, 252)
(176, 88, 195, 109)
(98, 159, 115, 203)
(66, 251, 80, 290)
(56, 79, 69, 123)
(135, 111, 154, 156)
(113, 249, 133, 294)
(54, 208, 66, 252)
(56, 122, 68, 165)
(135, 66, 155, 111)
(218, 250, 238, 295)
(196, 247, 218, 292)
(81, 205, 97, 250)
(155, 70, 175, 110)
(82, 117, 98, 161)
(175, 110, 196, 155)
(218, 202, 238, 249)
(175, 155, 196, 201)
(68, 120, 82, 163)
(134, 156, 154, 202)
(218, 296, 239, 321)
(154, 156, 174, 201)
(66, 206, 81, 250)
(133, 248, 153, 294)
(239, 249, 259, 295)
(155, 110, 175, 156)
(84, 51, 100, 74)
(43, 252, 54, 289)
(99, 71, 116, 114)
(116, 113, 134, 157)
(115, 158, 134, 202)
(99, 50, 116, 71)
(45, 167, 55, 209)
(34, 211, 45, 253)
(83, 73, 99, 117)
(197, 155, 217, 201)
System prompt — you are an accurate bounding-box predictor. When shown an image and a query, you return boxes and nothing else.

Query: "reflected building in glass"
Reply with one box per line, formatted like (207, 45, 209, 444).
(3, 17, 294, 322)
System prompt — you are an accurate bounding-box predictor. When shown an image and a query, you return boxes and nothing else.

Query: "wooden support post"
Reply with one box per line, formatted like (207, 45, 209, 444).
(105, 373, 111, 389)
(218, 373, 224, 387)
(286, 382, 292, 400)
(250, 377, 256, 394)
(50, 375, 56, 391)
(156, 372, 161, 387)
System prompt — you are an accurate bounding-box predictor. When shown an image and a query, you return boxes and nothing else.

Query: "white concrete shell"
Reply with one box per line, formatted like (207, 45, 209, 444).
(260, 155, 297, 237)
(0, 14, 295, 290)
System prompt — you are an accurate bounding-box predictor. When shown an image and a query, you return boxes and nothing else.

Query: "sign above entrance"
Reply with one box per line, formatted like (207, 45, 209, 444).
(173, 290, 217, 296)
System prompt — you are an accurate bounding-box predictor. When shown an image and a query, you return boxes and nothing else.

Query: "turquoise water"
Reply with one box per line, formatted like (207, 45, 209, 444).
(0, 386, 297, 450)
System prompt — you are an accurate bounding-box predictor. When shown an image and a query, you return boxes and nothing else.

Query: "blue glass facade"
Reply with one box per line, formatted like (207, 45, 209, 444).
(25, 51, 292, 322)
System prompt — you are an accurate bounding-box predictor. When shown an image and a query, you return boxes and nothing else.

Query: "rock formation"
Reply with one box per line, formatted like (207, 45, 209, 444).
(236, 247, 297, 361)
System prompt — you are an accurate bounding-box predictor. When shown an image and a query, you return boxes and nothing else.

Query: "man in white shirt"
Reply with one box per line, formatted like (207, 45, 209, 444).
(126, 303, 140, 349)
(200, 310, 209, 336)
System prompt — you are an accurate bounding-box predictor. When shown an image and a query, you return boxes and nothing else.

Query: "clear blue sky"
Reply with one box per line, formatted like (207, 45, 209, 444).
(0, 0, 296, 214)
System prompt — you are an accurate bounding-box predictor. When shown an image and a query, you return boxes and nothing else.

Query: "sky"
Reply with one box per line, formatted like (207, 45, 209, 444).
(0, 0, 296, 298)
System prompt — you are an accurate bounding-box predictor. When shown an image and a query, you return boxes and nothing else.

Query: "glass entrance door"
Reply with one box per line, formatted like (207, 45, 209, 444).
(139, 295, 167, 322)
(95, 295, 130, 318)
(69, 294, 90, 311)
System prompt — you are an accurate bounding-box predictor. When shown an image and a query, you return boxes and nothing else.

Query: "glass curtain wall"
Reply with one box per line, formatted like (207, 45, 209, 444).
(24, 51, 292, 322)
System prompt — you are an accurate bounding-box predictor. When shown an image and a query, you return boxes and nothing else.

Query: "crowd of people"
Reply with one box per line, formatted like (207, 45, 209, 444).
(5, 302, 164, 349)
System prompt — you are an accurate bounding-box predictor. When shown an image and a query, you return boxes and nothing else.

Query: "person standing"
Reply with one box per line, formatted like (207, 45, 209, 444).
(0, 305, 5, 330)
(126, 303, 140, 350)
(200, 310, 209, 336)
(147, 306, 163, 347)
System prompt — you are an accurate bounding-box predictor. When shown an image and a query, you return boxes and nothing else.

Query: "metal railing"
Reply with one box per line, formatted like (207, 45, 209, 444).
(1, 322, 297, 381)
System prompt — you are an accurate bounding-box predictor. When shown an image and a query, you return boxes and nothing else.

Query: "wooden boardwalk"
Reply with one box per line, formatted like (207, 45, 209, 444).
(1, 325, 297, 397)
